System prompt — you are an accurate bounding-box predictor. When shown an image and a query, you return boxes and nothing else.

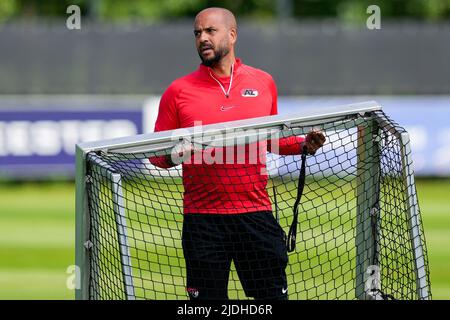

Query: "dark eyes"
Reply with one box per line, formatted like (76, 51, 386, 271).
(194, 28, 216, 37)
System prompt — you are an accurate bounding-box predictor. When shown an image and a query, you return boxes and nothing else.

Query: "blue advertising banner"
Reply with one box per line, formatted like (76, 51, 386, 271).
(0, 95, 449, 179)
(0, 109, 142, 178)
(279, 96, 450, 176)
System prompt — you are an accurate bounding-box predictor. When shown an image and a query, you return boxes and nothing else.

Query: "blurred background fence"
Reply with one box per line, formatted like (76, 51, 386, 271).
(1, 21, 450, 95)
(0, 0, 449, 299)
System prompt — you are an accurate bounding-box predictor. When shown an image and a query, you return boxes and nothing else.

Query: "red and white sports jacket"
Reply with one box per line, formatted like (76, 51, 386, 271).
(150, 58, 304, 214)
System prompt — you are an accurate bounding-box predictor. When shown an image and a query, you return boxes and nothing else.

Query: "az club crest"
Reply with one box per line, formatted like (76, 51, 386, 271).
(241, 88, 259, 97)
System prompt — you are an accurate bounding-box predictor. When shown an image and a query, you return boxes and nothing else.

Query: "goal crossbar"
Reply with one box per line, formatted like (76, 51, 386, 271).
(77, 101, 381, 154)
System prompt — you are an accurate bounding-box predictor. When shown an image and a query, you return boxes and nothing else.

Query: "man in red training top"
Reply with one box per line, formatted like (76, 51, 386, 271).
(150, 7, 325, 300)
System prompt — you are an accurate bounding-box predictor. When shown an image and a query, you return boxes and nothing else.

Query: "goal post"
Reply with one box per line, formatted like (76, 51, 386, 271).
(75, 144, 89, 300)
(75, 101, 431, 300)
(355, 118, 381, 300)
(375, 111, 430, 299)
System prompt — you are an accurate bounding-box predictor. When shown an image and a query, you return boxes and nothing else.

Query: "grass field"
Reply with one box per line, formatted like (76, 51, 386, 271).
(0, 178, 449, 300)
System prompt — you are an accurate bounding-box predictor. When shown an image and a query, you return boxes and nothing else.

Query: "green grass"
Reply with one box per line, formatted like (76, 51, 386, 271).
(415, 179, 450, 300)
(0, 178, 449, 299)
(0, 182, 75, 299)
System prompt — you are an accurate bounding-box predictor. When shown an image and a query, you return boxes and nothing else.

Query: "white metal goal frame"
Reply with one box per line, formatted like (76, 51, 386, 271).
(75, 101, 431, 300)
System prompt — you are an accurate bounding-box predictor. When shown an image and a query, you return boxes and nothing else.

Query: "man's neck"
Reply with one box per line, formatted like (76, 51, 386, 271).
(209, 54, 236, 77)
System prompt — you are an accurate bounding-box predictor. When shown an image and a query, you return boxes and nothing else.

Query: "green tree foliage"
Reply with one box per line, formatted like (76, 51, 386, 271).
(1, 0, 449, 22)
(0, 0, 18, 22)
(93, 0, 276, 22)
(0, 0, 90, 20)
(332, 0, 450, 23)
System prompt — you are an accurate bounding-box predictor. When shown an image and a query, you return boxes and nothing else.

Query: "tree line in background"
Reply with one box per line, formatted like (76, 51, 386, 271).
(0, 0, 450, 23)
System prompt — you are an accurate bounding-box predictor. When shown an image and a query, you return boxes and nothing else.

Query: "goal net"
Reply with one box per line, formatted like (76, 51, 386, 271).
(75, 101, 431, 300)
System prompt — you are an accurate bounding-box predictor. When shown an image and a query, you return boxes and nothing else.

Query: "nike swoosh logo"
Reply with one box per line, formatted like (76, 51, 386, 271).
(220, 106, 235, 111)
(282, 288, 288, 294)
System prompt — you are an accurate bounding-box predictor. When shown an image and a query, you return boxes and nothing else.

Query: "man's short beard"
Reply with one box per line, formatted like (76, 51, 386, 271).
(199, 46, 230, 67)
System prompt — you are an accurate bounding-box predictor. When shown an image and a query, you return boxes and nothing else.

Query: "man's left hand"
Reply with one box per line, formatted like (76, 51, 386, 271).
(303, 130, 326, 155)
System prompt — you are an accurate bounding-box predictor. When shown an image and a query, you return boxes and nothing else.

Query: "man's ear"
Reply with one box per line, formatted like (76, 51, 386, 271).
(229, 27, 237, 45)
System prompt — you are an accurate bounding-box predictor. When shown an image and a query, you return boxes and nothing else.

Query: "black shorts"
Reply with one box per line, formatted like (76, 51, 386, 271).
(182, 211, 288, 300)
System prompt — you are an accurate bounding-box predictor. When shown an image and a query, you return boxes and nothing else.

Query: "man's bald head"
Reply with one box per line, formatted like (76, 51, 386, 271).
(194, 8, 238, 67)
(195, 7, 237, 31)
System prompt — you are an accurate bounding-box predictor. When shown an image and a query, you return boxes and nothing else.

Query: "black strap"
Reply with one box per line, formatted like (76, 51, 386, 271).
(287, 146, 308, 252)
(273, 183, 279, 223)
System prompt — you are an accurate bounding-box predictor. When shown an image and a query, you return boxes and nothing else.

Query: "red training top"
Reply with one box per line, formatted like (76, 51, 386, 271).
(150, 58, 304, 214)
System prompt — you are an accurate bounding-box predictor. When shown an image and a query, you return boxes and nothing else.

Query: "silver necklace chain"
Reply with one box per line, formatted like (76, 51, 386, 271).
(208, 63, 234, 98)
